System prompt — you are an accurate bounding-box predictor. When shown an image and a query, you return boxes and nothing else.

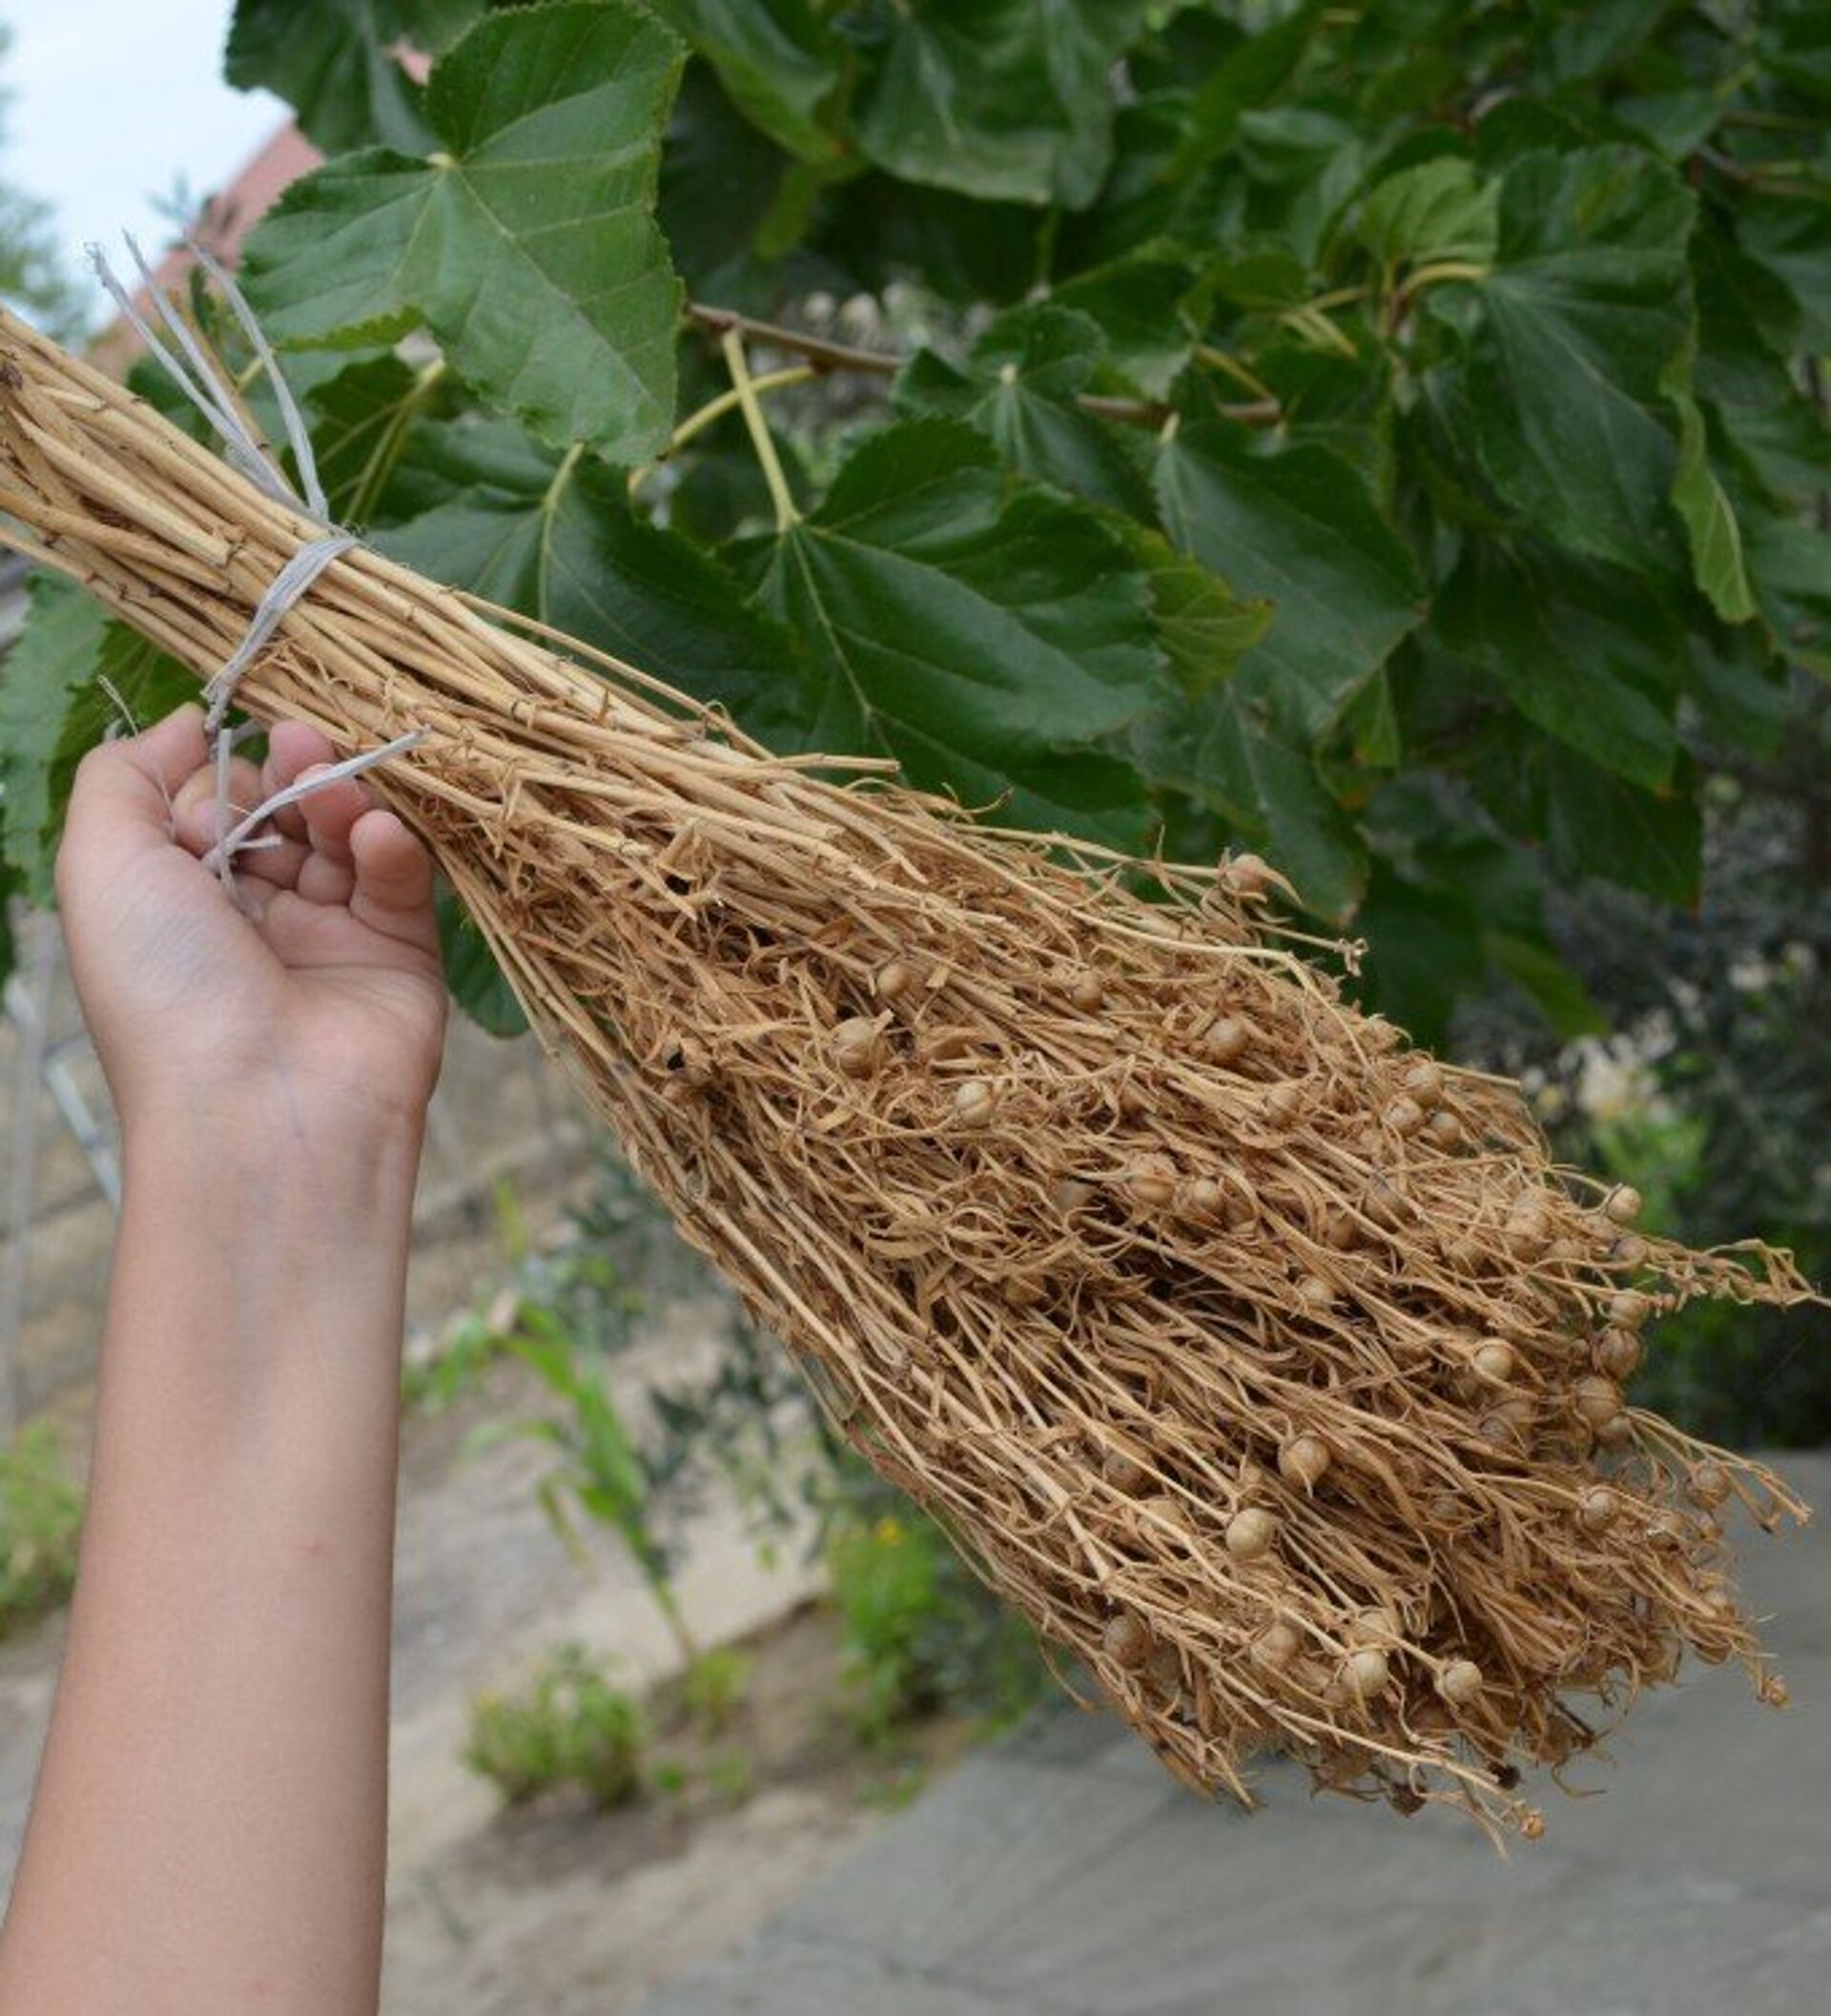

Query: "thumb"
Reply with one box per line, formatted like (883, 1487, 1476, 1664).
(55, 701, 210, 888)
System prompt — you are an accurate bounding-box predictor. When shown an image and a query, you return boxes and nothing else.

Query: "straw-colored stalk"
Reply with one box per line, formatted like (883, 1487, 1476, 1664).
(0, 306, 1815, 1840)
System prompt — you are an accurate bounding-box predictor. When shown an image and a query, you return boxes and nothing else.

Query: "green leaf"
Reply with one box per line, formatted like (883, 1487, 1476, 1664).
(738, 421, 1160, 844)
(437, 887, 528, 1036)
(1154, 423, 1426, 738)
(1667, 386, 1757, 624)
(225, 0, 482, 154)
(648, 0, 843, 161)
(1171, 0, 1327, 178)
(895, 305, 1155, 518)
(1351, 156, 1497, 265)
(1434, 146, 1696, 572)
(243, 0, 687, 462)
(304, 353, 453, 526)
(377, 432, 804, 739)
(1741, 509, 1831, 680)
(0, 579, 106, 904)
(1051, 254, 1201, 400)
(656, 59, 794, 295)
(1134, 689, 1367, 923)
(1545, 747, 1700, 905)
(1431, 541, 1681, 790)
(1115, 523, 1271, 696)
(1738, 192, 1831, 354)
(854, 0, 1147, 208)
(0, 582, 194, 906)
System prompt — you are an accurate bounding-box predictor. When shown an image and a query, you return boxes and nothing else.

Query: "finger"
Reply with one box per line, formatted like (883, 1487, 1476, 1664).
(59, 703, 208, 874)
(348, 809, 439, 952)
(260, 721, 339, 842)
(168, 751, 311, 889)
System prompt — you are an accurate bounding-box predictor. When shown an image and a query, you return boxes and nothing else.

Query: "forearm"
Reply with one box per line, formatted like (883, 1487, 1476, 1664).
(0, 1107, 422, 2016)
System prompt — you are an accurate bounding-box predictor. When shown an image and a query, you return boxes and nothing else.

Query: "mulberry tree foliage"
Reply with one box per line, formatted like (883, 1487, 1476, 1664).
(5, 0, 1830, 1048)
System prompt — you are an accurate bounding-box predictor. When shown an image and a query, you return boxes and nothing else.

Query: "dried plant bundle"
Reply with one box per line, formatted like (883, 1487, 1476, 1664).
(0, 305, 1815, 1839)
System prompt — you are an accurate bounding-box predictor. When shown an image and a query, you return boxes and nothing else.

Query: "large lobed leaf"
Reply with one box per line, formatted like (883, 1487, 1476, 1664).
(243, 0, 687, 463)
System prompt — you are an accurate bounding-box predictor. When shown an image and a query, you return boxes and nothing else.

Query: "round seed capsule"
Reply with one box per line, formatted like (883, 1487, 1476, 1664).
(1199, 1015, 1250, 1064)
(1348, 1606, 1397, 1647)
(1438, 1658, 1484, 1706)
(1363, 1176, 1407, 1230)
(1609, 1289, 1652, 1331)
(874, 959, 916, 1002)
(1068, 970, 1104, 1012)
(1647, 1510, 1687, 1551)
(1345, 1647, 1389, 1700)
(954, 1079, 996, 1127)
(1321, 1206, 1360, 1251)
(1594, 1411, 1636, 1450)
(1387, 1095, 1427, 1138)
(1053, 1177, 1093, 1214)
(1403, 1059, 1445, 1108)
(1573, 1374, 1623, 1430)
(1604, 1184, 1643, 1226)
(1424, 1108, 1463, 1150)
(1472, 1339, 1517, 1385)
(1506, 1203, 1552, 1260)
(1295, 1273, 1337, 1314)
(1103, 1448, 1150, 1493)
(1687, 1460, 1732, 1510)
(1609, 1231, 1650, 1268)
(1187, 1176, 1224, 1219)
(1224, 852, 1274, 899)
(1594, 1327, 1642, 1381)
(1576, 1485, 1620, 1534)
(1253, 1620, 1300, 1671)
(1128, 1157, 1177, 1210)
(1102, 1613, 1154, 1670)
(1278, 1433, 1331, 1489)
(831, 1016, 885, 1078)
(1224, 1508, 1278, 1561)
(1264, 1082, 1306, 1127)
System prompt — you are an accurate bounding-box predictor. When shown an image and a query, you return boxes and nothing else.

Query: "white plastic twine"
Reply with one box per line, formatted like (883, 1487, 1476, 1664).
(88, 235, 426, 904)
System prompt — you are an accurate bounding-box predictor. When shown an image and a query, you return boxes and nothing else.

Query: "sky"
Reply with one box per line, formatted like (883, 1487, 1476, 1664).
(4, 0, 285, 311)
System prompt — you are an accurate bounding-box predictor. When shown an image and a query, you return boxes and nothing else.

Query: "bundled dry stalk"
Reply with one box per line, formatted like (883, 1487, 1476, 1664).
(0, 302, 1816, 1840)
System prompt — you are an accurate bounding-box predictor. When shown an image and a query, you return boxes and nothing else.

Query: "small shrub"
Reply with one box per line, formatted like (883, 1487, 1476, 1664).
(0, 1424, 84, 1637)
(463, 1644, 645, 1808)
(681, 1646, 753, 1737)
(825, 1470, 1047, 1744)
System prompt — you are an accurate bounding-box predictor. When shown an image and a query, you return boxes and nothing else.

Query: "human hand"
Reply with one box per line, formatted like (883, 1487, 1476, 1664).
(55, 702, 447, 1154)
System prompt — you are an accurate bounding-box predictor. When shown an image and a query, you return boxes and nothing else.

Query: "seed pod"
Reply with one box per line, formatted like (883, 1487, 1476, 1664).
(1199, 1015, 1250, 1063)
(1264, 1082, 1306, 1127)
(1472, 1338, 1517, 1386)
(1278, 1433, 1331, 1489)
(1345, 1647, 1389, 1700)
(1594, 1327, 1642, 1381)
(1609, 1231, 1650, 1269)
(1186, 1176, 1224, 1219)
(953, 1078, 996, 1127)
(1253, 1620, 1300, 1671)
(1103, 1613, 1154, 1670)
(1053, 1177, 1093, 1215)
(1068, 970, 1104, 1012)
(1594, 1411, 1636, 1450)
(1605, 1183, 1643, 1226)
(1128, 1156, 1177, 1210)
(1387, 1095, 1427, 1138)
(1117, 1079, 1150, 1120)
(1609, 1289, 1651, 1331)
(1572, 1374, 1622, 1430)
(1363, 1175, 1407, 1230)
(1225, 1507, 1278, 1561)
(1505, 1203, 1551, 1260)
(1224, 851, 1274, 899)
(1576, 1484, 1620, 1534)
(1295, 1273, 1337, 1314)
(1424, 1108, 1463, 1150)
(1348, 1606, 1397, 1647)
(1760, 1674, 1790, 1708)
(1479, 1399, 1535, 1450)
(1439, 1658, 1485, 1706)
(1687, 1460, 1732, 1510)
(1321, 1205, 1360, 1251)
(1403, 1059, 1445, 1109)
(1646, 1510, 1688, 1552)
(874, 958, 915, 1002)
(1102, 1446, 1150, 1493)
(832, 1016, 886, 1078)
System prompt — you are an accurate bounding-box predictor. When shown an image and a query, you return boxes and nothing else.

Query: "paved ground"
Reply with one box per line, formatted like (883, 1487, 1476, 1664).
(638, 1451, 1831, 2016)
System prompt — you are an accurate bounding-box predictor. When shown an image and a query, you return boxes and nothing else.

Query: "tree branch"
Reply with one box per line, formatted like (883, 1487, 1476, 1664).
(683, 300, 1282, 432)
